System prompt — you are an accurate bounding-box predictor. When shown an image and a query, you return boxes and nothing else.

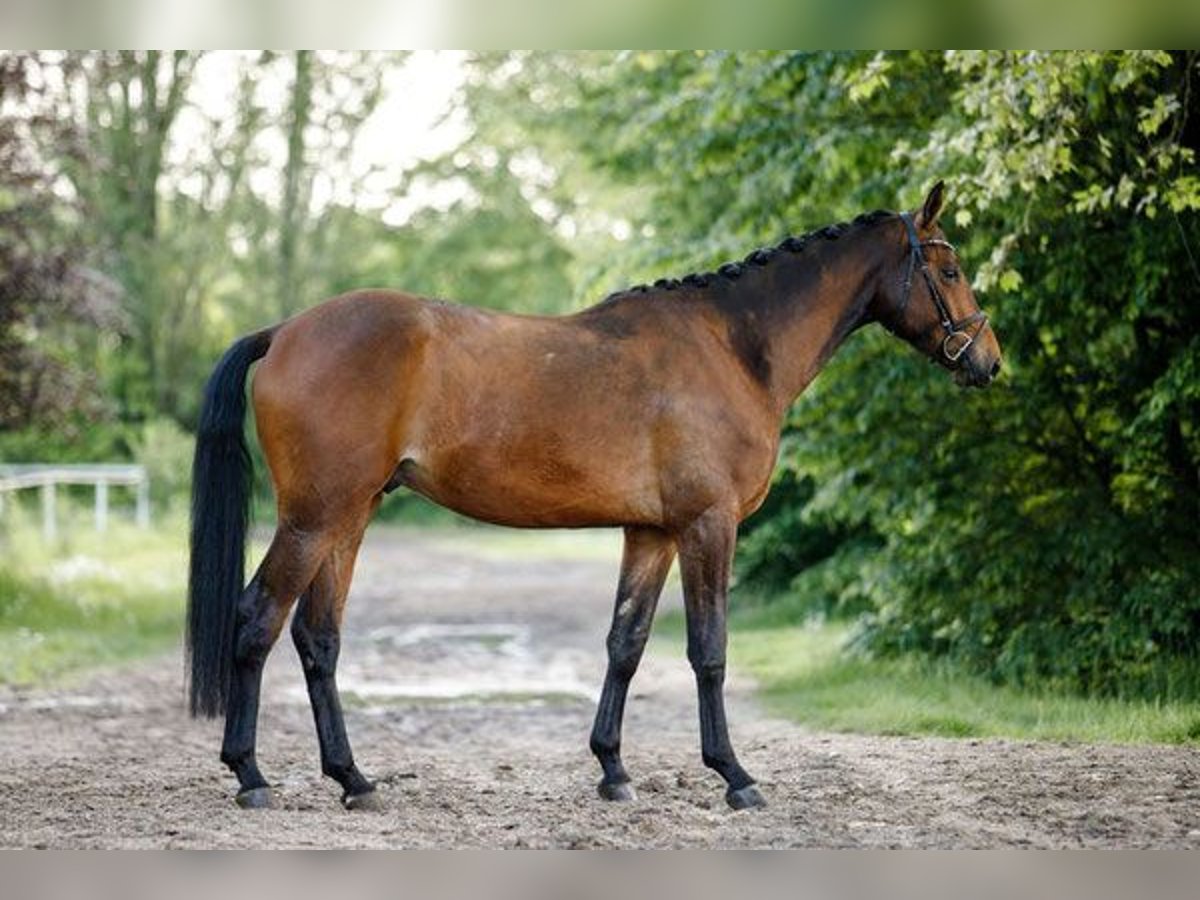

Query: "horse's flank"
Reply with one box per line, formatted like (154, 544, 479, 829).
(251, 216, 892, 534)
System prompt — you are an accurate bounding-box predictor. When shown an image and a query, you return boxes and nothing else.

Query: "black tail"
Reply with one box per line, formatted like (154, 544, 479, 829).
(187, 329, 273, 718)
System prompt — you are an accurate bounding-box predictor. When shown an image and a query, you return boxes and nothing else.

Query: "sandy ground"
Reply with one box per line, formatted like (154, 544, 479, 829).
(2, 528, 1199, 849)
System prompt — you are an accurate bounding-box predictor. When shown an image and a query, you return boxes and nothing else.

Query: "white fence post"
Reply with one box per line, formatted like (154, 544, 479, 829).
(41, 481, 57, 543)
(95, 480, 109, 533)
(136, 477, 150, 528)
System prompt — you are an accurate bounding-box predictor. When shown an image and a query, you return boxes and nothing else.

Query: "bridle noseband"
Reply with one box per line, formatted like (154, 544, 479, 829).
(899, 212, 988, 364)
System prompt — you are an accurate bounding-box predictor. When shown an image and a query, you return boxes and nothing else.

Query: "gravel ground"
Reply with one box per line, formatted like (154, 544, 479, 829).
(2, 528, 1198, 848)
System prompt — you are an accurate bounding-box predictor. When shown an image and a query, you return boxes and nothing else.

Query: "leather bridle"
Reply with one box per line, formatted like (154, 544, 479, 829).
(899, 212, 988, 364)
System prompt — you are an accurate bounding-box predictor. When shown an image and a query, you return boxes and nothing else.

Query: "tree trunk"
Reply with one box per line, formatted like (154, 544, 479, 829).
(279, 51, 313, 319)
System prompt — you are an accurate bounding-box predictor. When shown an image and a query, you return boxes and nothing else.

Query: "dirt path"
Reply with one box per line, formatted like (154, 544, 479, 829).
(2, 528, 1198, 848)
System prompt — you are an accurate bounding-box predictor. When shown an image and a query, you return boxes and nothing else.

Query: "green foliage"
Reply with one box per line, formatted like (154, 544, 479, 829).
(456, 52, 950, 299)
(735, 468, 881, 620)
(0, 55, 109, 431)
(0, 419, 132, 463)
(319, 174, 575, 315)
(133, 417, 194, 511)
(783, 51, 1200, 697)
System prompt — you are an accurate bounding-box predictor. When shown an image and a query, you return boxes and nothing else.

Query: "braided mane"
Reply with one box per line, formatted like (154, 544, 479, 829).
(609, 209, 893, 299)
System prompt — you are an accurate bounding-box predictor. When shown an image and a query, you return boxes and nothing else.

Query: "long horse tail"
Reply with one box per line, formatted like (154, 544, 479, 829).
(187, 328, 274, 719)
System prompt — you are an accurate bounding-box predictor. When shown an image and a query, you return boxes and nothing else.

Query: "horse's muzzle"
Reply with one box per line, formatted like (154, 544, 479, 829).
(955, 355, 1001, 388)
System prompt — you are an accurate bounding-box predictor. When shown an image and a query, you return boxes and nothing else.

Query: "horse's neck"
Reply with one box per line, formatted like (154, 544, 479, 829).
(751, 234, 884, 413)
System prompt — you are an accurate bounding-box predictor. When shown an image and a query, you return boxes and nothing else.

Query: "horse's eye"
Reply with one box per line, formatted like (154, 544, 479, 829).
(941, 267, 959, 282)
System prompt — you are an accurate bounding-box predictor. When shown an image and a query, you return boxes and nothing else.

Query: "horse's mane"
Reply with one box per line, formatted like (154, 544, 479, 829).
(606, 209, 894, 300)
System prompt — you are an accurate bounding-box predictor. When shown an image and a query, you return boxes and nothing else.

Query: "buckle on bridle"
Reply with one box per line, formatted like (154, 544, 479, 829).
(942, 330, 973, 362)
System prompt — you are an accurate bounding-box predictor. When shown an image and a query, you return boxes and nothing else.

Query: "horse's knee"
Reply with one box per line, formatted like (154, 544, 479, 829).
(606, 637, 645, 681)
(688, 655, 726, 685)
(606, 614, 654, 677)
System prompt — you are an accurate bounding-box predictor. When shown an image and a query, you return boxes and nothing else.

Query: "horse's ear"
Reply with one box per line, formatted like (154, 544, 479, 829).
(915, 179, 945, 229)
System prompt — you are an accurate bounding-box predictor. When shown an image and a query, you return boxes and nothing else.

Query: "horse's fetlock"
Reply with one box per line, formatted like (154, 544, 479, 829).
(701, 750, 730, 771)
(220, 748, 248, 770)
(590, 733, 619, 759)
(322, 761, 350, 780)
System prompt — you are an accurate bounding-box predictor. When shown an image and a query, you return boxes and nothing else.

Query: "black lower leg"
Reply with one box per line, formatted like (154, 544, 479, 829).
(692, 657, 764, 809)
(219, 576, 277, 797)
(590, 661, 637, 791)
(692, 661, 753, 791)
(589, 527, 673, 800)
(292, 611, 373, 802)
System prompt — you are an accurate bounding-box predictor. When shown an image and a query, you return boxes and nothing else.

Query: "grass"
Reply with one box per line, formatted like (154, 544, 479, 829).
(0, 506, 188, 685)
(654, 611, 1200, 746)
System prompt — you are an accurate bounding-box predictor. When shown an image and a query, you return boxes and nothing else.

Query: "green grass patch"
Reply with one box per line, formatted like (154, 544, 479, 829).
(0, 508, 188, 685)
(654, 611, 1200, 745)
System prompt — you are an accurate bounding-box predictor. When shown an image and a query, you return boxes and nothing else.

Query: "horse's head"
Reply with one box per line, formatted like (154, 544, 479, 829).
(872, 181, 1003, 388)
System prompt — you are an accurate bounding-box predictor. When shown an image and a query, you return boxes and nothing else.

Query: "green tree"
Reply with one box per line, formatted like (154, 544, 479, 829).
(0, 54, 117, 440)
(62, 52, 198, 416)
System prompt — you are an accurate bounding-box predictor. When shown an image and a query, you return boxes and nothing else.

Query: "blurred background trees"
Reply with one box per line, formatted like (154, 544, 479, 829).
(1, 51, 1196, 697)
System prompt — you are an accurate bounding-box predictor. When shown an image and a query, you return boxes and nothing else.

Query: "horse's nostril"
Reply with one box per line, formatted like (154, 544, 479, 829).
(990, 359, 1002, 378)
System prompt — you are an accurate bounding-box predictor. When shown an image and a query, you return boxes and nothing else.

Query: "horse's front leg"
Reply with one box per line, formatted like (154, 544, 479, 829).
(589, 526, 676, 801)
(678, 507, 765, 810)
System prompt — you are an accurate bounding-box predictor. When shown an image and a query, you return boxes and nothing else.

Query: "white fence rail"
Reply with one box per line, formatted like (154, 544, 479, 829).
(0, 464, 150, 540)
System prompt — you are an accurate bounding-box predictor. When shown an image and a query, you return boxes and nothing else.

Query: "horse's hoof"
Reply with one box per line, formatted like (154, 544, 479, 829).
(597, 780, 637, 802)
(235, 786, 276, 810)
(726, 784, 767, 811)
(343, 789, 383, 812)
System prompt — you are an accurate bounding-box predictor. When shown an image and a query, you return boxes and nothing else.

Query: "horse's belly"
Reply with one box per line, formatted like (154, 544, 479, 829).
(392, 446, 659, 529)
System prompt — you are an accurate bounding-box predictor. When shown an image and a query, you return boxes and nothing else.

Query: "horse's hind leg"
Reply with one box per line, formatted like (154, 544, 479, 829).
(589, 526, 676, 801)
(290, 504, 376, 809)
(221, 523, 328, 808)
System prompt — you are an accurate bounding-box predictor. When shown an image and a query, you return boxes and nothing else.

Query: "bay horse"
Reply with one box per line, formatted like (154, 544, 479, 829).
(187, 181, 1002, 812)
